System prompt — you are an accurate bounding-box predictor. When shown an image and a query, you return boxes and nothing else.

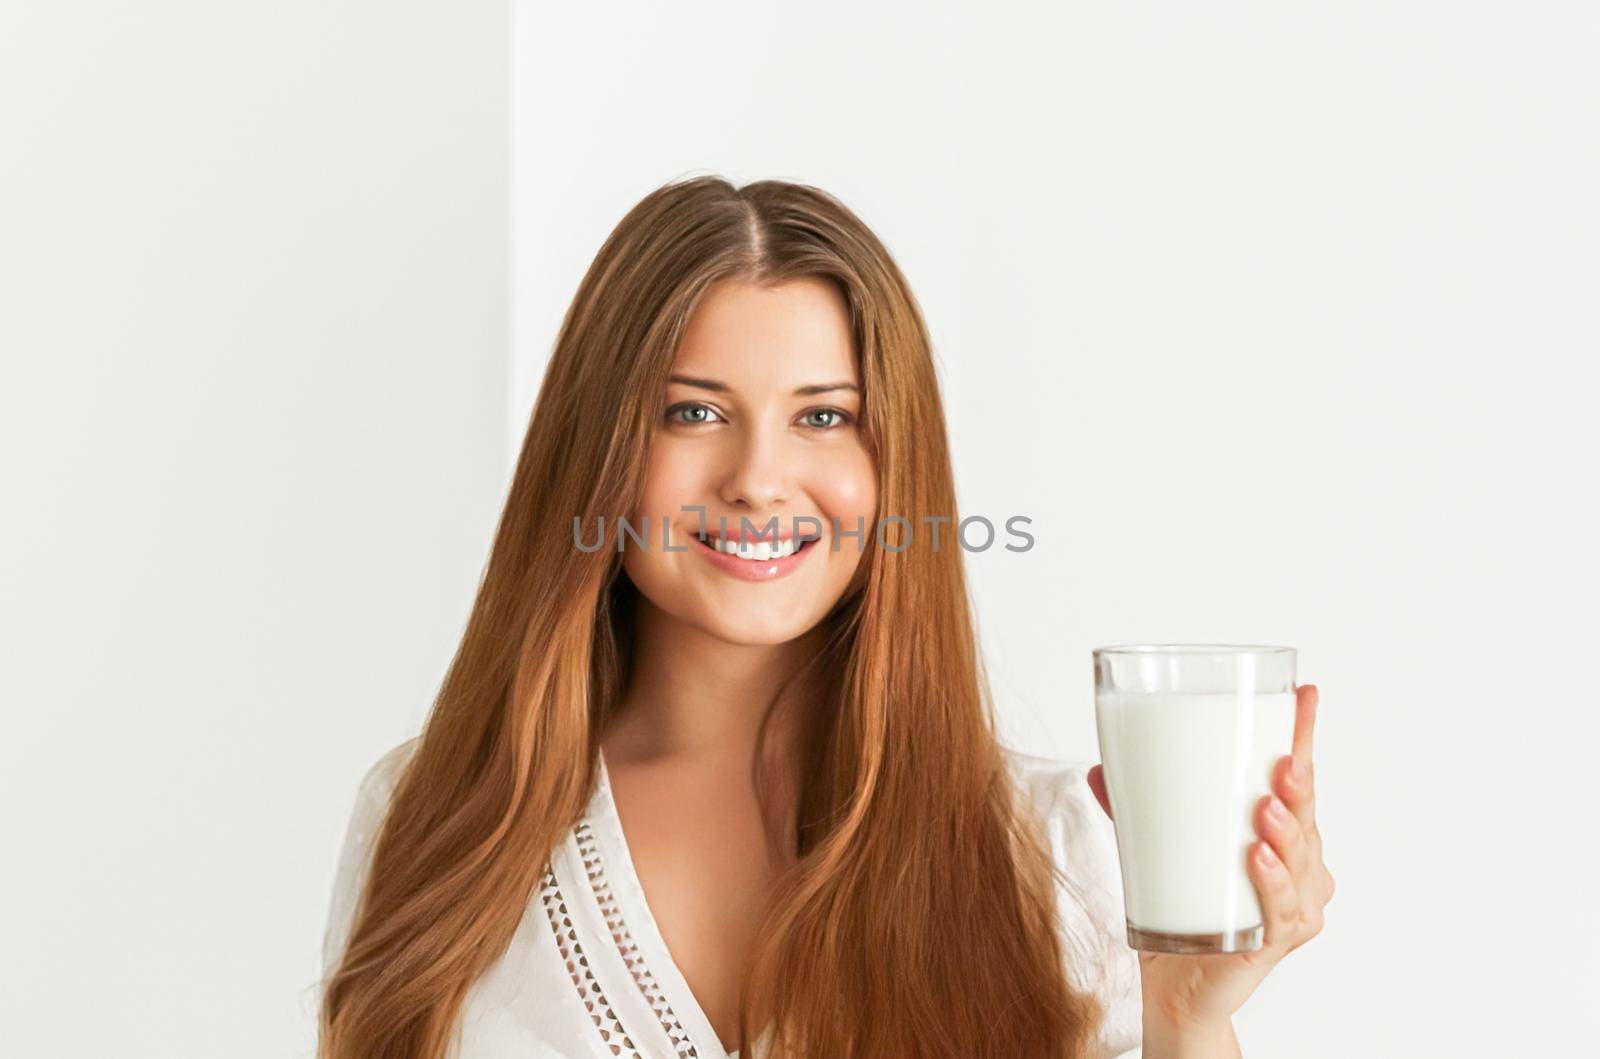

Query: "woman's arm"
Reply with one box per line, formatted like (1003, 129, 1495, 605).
(1140, 999, 1241, 1059)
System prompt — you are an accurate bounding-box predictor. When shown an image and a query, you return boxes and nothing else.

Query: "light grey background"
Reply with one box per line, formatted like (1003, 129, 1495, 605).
(0, 1, 508, 1056)
(3, 2, 1594, 1057)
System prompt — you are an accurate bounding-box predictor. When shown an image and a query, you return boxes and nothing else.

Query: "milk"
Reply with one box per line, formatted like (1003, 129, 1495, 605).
(1094, 690, 1297, 944)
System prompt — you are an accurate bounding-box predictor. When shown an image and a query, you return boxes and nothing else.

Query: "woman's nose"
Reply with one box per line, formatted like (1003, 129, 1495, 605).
(716, 424, 794, 510)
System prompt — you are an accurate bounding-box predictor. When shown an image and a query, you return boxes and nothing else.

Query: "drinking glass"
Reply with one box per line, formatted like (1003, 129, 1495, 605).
(1092, 644, 1298, 954)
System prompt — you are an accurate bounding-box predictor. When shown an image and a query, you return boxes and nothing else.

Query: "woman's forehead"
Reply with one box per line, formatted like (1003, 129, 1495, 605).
(673, 277, 856, 380)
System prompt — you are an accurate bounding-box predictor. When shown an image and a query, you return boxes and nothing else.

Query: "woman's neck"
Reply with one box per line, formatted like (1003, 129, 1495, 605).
(602, 598, 824, 771)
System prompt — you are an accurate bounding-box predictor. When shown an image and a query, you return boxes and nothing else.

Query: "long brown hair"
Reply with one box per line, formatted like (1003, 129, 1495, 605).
(318, 175, 1104, 1057)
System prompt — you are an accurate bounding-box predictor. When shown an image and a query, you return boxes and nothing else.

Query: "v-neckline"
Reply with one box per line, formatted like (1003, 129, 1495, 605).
(591, 747, 743, 1059)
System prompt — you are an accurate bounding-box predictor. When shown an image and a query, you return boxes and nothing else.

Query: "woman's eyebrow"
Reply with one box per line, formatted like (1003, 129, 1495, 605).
(668, 374, 859, 396)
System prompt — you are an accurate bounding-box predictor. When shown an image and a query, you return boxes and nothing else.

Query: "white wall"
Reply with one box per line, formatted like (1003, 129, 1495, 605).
(513, 2, 1597, 1055)
(0, 3, 507, 1057)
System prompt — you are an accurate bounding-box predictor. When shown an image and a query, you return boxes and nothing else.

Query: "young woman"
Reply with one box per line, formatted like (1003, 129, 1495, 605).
(317, 176, 1333, 1059)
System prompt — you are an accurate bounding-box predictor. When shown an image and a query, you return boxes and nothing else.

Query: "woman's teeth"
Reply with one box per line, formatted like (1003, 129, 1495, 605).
(700, 535, 804, 560)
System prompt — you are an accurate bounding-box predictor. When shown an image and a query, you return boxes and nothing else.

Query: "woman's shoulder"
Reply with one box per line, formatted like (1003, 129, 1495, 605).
(997, 743, 1143, 1058)
(338, 735, 421, 866)
(321, 736, 421, 979)
(998, 744, 1108, 851)
(1000, 743, 1093, 800)
(354, 736, 421, 806)
(997, 744, 1118, 887)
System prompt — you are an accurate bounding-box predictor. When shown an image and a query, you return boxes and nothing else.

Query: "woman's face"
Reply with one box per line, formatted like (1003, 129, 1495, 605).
(623, 276, 877, 646)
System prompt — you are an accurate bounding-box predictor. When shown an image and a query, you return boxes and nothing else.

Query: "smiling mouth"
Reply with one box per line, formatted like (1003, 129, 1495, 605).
(694, 532, 814, 561)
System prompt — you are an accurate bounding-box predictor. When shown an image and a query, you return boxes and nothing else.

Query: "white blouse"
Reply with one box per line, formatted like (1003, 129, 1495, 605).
(320, 740, 1143, 1059)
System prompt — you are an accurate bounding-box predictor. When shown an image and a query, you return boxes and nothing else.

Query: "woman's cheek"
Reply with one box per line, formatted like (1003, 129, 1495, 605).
(815, 449, 878, 526)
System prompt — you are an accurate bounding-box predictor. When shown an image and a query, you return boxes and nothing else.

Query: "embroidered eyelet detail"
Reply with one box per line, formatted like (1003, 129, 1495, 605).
(576, 820, 702, 1059)
(539, 862, 643, 1058)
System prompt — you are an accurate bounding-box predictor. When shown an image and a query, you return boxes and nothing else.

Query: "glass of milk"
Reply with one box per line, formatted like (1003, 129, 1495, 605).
(1092, 644, 1297, 955)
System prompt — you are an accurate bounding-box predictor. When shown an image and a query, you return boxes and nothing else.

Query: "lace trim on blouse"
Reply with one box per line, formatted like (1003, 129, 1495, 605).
(537, 862, 643, 1058)
(538, 820, 707, 1059)
(576, 820, 704, 1058)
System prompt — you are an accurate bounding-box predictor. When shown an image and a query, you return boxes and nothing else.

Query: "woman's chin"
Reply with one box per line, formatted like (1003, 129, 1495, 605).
(690, 603, 826, 648)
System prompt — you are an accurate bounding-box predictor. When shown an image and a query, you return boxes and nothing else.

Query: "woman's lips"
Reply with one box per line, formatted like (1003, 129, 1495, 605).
(691, 532, 818, 582)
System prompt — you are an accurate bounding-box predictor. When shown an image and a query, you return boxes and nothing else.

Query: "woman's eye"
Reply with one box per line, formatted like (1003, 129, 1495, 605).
(666, 402, 723, 426)
(802, 408, 854, 430)
(665, 403, 854, 430)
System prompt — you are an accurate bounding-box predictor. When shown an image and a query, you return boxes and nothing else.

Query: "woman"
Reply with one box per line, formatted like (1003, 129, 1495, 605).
(317, 175, 1333, 1059)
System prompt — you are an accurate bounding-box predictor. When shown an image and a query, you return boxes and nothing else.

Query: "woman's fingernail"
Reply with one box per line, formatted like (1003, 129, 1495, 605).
(1267, 796, 1288, 822)
(1257, 843, 1278, 869)
(1289, 760, 1307, 786)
